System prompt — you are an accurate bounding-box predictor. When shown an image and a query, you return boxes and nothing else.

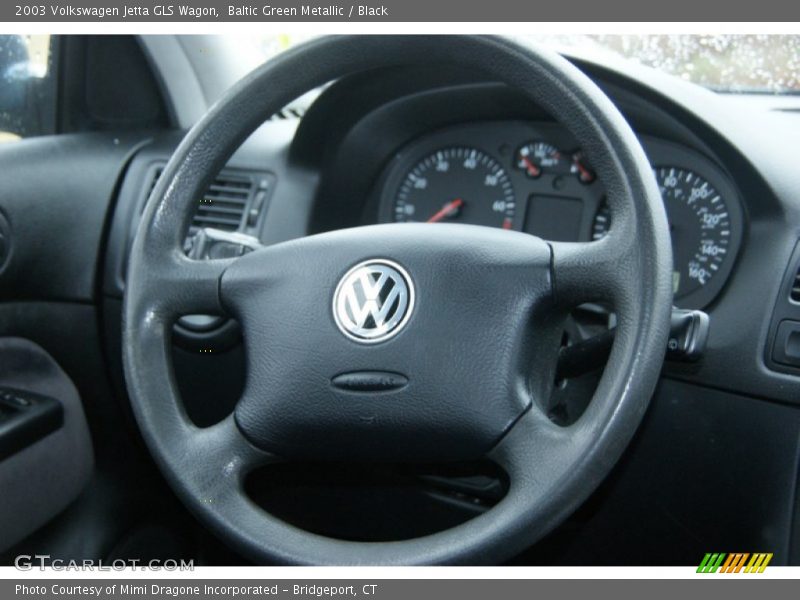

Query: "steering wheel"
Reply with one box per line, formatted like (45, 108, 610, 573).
(123, 35, 672, 565)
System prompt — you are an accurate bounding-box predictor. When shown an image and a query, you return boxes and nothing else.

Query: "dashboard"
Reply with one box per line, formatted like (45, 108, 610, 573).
(373, 121, 743, 309)
(87, 62, 800, 416)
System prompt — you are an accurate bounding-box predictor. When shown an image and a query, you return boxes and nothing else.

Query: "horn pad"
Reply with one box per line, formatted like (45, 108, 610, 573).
(220, 223, 554, 462)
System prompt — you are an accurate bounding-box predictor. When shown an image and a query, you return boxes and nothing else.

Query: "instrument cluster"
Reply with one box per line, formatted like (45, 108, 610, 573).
(375, 121, 744, 309)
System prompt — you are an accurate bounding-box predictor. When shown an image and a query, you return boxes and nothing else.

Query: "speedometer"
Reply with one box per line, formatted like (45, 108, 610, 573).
(592, 166, 734, 301)
(392, 147, 516, 229)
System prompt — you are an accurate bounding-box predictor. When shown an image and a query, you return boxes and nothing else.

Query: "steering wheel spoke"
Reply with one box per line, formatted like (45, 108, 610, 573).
(489, 407, 573, 482)
(188, 416, 280, 490)
(549, 237, 634, 309)
(146, 252, 235, 317)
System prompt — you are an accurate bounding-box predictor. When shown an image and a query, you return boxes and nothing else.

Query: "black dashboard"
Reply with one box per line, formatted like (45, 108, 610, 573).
(93, 57, 800, 419)
(100, 62, 800, 404)
(86, 59, 800, 420)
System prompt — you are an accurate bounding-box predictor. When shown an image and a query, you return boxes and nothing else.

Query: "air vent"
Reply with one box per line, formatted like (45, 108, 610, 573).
(192, 172, 254, 232)
(144, 167, 258, 233)
(791, 266, 800, 303)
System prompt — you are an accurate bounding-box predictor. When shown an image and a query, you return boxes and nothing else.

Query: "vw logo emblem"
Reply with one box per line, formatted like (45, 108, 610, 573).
(333, 259, 414, 343)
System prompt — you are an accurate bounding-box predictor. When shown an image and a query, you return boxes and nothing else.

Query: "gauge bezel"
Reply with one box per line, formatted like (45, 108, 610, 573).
(638, 139, 744, 310)
(389, 145, 517, 228)
(591, 139, 744, 309)
(376, 139, 521, 230)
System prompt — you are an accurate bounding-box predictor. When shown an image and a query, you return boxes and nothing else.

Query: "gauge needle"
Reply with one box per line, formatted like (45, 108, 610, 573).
(522, 157, 541, 177)
(427, 198, 465, 223)
(573, 159, 594, 182)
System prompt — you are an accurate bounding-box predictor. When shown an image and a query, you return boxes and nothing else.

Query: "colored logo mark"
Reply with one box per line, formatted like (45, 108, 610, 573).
(697, 553, 773, 573)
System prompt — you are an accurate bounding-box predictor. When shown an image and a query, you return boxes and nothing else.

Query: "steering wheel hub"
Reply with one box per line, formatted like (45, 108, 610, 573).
(223, 224, 551, 462)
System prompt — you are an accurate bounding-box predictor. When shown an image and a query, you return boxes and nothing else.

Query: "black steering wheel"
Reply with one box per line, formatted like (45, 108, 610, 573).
(123, 35, 672, 565)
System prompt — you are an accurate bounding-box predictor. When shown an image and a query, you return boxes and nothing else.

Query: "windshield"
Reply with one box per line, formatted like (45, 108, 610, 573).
(554, 35, 800, 94)
(242, 34, 800, 94)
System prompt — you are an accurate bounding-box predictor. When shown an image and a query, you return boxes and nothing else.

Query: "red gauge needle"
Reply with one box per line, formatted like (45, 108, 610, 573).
(522, 157, 541, 177)
(573, 159, 594, 182)
(427, 198, 465, 223)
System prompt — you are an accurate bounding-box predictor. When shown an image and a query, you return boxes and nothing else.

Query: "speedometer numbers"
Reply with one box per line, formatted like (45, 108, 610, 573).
(393, 147, 516, 230)
(592, 167, 733, 300)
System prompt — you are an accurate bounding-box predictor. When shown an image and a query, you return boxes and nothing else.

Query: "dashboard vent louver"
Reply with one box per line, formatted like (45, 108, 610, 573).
(791, 265, 800, 303)
(192, 172, 254, 231)
(145, 167, 255, 232)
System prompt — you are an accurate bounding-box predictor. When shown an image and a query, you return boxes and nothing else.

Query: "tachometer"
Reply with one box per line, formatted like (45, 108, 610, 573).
(393, 147, 516, 229)
(592, 166, 734, 301)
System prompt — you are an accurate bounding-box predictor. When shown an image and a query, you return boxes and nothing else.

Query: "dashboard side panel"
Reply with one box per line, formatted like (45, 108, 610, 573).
(0, 133, 149, 303)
